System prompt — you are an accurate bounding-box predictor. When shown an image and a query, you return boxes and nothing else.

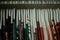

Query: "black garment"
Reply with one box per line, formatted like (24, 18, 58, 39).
(0, 29, 1, 40)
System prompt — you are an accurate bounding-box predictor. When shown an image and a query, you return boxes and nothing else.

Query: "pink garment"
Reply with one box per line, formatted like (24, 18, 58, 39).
(47, 26, 53, 40)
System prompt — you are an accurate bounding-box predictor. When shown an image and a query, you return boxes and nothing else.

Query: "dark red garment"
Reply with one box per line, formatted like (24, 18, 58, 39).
(18, 21, 25, 40)
(56, 22, 60, 40)
(35, 21, 41, 40)
(40, 27, 44, 40)
(35, 27, 44, 40)
(35, 21, 44, 40)
(21, 22, 25, 40)
(35, 28, 39, 40)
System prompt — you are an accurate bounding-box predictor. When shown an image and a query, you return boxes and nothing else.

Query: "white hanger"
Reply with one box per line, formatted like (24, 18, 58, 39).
(36, 9, 39, 21)
(24, 9, 26, 28)
(25, 9, 28, 24)
(22, 9, 24, 22)
(9, 9, 11, 17)
(13, 8, 15, 19)
(6, 9, 8, 19)
(58, 9, 60, 22)
(44, 9, 49, 28)
(0, 10, 2, 29)
(11, 9, 13, 23)
(56, 8, 59, 22)
(49, 9, 51, 20)
(3, 9, 5, 26)
(53, 9, 56, 25)
(18, 9, 21, 20)
(16, 9, 19, 26)
(39, 9, 42, 27)
(50, 9, 53, 20)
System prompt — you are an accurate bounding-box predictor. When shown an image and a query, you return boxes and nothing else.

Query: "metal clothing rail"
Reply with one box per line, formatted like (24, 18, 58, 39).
(0, 4, 60, 9)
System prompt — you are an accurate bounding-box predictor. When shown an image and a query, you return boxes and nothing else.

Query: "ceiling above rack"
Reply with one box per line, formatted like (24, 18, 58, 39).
(0, 0, 60, 1)
(0, 1, 60, 9)
(0, 1, 60, 4)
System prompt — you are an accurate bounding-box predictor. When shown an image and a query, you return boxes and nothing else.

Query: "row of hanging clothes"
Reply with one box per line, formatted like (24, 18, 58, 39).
(0, 8, 60, 40)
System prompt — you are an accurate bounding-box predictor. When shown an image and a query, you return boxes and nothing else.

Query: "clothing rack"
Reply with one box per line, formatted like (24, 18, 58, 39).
(0, 0, 60, 40)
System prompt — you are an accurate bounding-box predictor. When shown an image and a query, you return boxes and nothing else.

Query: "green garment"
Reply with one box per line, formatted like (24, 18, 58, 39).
(25, 24, 29, 40)
(13, 20, 16, 40)
(13, 20, 19, 40)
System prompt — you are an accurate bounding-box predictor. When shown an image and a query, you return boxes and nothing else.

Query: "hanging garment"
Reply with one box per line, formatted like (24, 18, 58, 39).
(39, 9, 44, 40)
(17, 9, 21, 40)
(3, 16, 11, 40)
(20, 22, 24, 40)
(1, 17, 4, 40)
(41, 9, 48, 40)
(25, 10, 29, 40)
(44, 9, 53, 40)
(18, 9, 25, 40)
(10, 9, 14, 40)
(47, 9, 53, 40)
(5, 13, 12, 40)
(35, 21, 41, 40)
(40, 27, 44, 40)
(18, 15, 21, 40)
(36, 9, 42, 40)
(8, 9, 13, 40)
(0, 10, 3, 40)
(0, 30, 1, 40)
(49, 20, 57, 40)
(0, 10, 1, 40)
(30, 9, 36, 40)
(5, 17, 9, 40)
(16, 10, 19, 40)
(23, 9, 26, 40)
(53, 9, 57, 39)
(55, 22, 60, 40)
(55, 9, 60, 40)
(47, 26, 53, 40)
(18, 20, 24, 40)
(1, 9, 5, 40)
(2, 10, 8, 40)
(27, 9, 31, 40)
(21, 23, 25, 40)
(13, 19, 16, 40)
(25, 24, 29, 40)
(13, 9, 19, 40)
(12, 8, 18, 40)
